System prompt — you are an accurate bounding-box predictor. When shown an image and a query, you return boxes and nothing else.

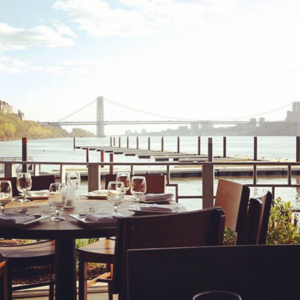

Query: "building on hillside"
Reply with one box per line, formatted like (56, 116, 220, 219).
(0, 100, 13, 114)
(18, 110, 24, 120)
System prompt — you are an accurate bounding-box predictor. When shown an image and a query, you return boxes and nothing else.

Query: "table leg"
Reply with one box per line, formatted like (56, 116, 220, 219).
(55, 239, 77, 300)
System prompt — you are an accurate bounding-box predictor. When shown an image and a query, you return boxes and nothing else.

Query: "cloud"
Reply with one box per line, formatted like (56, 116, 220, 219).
(0, 55, 28, 74)
(0, 22, 76, 51)
(53, 0, 237, 38)
(44, 59, 105, 76)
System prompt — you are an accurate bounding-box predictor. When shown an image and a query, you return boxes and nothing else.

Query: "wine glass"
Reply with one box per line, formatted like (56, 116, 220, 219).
(116, 172, 130, 193)
(130, 176, 147, 202)
(48, 183, 66, 221)
(107, 181, 125, 213)
(0, 180, 13, 212)
(16, 172, 32, 202)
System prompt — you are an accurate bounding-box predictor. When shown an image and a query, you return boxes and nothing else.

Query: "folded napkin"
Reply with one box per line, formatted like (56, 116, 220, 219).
(27, 190, 49, 197)
(140, 193, 174, 202)
(0, 213, 35, 224)
(85, 212, 120, 223)
(138, 203, 181, 213)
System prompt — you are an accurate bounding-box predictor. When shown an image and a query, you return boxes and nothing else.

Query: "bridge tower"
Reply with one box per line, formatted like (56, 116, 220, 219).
(97, 96, 105, 137)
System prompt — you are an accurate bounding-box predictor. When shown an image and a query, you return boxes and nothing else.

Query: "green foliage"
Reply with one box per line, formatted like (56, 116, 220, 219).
(223, 226, 238, 245)
(0, 111, 94, 140)
(266, 197, 300, 244)
(69, 128, 95, 137)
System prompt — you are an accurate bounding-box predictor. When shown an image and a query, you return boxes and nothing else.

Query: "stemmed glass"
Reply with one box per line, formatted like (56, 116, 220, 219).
(48, 183, 66, 222)
(0, 180, 13, 212)
(116, 172, 130, 193)
(130, 176, 147, 202)
(107, 181, 125, 213)
(16, 172, 32, 202)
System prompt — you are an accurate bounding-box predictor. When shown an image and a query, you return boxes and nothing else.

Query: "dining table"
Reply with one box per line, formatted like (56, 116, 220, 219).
(0, 195, 184, 300)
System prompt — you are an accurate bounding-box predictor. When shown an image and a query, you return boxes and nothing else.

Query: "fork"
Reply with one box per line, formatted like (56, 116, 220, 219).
(19, 208, 28, 214)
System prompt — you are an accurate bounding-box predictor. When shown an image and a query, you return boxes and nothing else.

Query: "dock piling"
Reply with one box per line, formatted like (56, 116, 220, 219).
(22, 137, 28, 172)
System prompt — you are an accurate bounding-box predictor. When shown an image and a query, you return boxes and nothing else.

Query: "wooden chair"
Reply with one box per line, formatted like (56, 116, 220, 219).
(77, 173, 167, 300)
(0, 241, 55, 300)
(1, 175, 56, 197)
(127, 244, 300, 300)
(78, 207, 225, 300)
(243, 190, 273, 245)
(105, 174, 166, 195)
(214, 179, 250, 244)
(0, 254, 8, 300)
(0, 175, 56, 300)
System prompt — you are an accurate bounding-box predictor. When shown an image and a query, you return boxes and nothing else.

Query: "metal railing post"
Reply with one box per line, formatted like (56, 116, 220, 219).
(4, 162, 14, 177)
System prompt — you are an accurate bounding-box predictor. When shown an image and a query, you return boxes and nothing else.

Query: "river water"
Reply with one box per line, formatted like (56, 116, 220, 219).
(1, 136, 300, 210)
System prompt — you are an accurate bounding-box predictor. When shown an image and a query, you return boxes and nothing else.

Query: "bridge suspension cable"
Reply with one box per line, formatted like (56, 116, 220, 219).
(57, 99, 96, 122)
(104, 98, 188, 121)
(231, 102, 293, 120)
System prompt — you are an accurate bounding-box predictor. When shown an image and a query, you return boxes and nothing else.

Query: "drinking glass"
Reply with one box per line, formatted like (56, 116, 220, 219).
(116, 172, 131, 193)
(107, 181, 125, 213)
(192, 291, 242, 300)
(16, 172, 32, 202)
(66, 171, 81, 199)
(130, 176, 147, 202)
(0, 180, 13, 212)
(48, 183, 66, 221)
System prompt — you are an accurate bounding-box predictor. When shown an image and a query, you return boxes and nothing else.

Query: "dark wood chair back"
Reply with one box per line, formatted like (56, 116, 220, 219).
(105, 174, 166, 195)
(214, 179, 250, 244)
(127, 244, 300, 300)
(113, 207, 225, 299)
(1, 175, 56, 196)
(243, 190, 273, 244)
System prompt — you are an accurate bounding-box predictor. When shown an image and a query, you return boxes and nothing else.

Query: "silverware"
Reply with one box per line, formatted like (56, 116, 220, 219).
(19, 208, 28, 214)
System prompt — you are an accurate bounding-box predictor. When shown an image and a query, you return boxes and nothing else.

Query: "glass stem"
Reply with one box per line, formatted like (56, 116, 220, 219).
(55, 207, 60, 217)
(114, 206, 118, 213)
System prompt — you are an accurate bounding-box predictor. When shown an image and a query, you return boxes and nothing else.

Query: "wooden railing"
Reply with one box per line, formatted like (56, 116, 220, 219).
(2, 159, 300, 208)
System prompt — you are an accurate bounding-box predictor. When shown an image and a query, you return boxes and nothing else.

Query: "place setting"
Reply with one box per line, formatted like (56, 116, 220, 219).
(0, 176, 51, 227)
(70, 179, 126, 225)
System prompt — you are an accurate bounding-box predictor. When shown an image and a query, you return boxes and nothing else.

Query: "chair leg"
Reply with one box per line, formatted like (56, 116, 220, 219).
(48, 264, 55, 300)
(6, 262, 12, 300)
(0, 263, 9, 300)
(78, 259, 88, 300)
(108, 264, 113, 300)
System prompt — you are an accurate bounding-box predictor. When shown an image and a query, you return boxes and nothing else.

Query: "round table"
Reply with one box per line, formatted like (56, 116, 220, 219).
(0, 198, 135, 300)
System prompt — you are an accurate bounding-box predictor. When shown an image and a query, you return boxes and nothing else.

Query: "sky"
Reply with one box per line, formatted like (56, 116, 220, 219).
(1, 0, 300, 135)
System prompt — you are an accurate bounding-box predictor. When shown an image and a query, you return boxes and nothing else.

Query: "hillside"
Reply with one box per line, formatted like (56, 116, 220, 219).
(0, 111, 94, 140)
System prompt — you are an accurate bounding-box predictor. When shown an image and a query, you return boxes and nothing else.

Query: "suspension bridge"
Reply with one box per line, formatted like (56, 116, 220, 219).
(38, 97, 297, 137)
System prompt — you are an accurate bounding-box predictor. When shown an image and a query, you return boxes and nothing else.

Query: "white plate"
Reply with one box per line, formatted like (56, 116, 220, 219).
(26, 190, 49, 200)
(129, 204, 180, 215)
(80, 190, 108, 200)
(69, 214, 117, 225)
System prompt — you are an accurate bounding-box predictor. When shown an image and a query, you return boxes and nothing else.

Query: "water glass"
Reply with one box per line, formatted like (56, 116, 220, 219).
(130, 176, 147, 202)
(48, 183, 66, 221)
(107, 181, 125, 213)
(0, 180, 12, 212)
(192, 290, 242, 300)
(116, 172, 131, 193)
(16, 172, 32, 202)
